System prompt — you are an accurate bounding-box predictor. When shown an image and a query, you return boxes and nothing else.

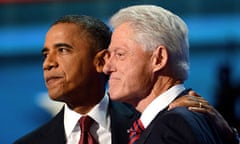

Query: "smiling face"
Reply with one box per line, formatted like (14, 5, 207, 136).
(42, 23, 97, 103)
(103, 22, 154, 106)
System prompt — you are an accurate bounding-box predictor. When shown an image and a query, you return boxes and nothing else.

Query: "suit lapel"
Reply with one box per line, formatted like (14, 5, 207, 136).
(109, 101, 140, 144)
(136, 88, 191, 144)
(44, 106, 66, 144)
(137, 109, 167, 144)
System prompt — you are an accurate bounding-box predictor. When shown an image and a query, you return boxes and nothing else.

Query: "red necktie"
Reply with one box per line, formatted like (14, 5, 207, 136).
(79, 116, 98, 144)
(128, 119, 145, 144)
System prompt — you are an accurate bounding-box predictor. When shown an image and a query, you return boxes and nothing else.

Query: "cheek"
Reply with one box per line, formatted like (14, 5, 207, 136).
(62, 59, 83, 83)
(124, 74, 142, 93)
(125, 63, 152, 90)
(120, 68, 141, 92)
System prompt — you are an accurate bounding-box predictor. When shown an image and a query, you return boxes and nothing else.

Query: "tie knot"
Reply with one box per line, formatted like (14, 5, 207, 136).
(128, 119, 145, 144)
(79, 116, 94, 132)
(130, 119, 145, 133)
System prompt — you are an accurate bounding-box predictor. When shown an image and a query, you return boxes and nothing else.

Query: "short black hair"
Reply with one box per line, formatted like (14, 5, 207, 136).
(53, 15, 112, 53)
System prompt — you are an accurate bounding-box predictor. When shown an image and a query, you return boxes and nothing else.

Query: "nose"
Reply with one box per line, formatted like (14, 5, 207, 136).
(103, 53, 115, 75)
(43, 54, 58, 71)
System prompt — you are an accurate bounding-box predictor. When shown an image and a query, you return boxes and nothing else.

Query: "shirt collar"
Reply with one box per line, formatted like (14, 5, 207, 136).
(64, 92, 109, 138)
(140, 84, 185, 128)
(88, 92, 109, 129)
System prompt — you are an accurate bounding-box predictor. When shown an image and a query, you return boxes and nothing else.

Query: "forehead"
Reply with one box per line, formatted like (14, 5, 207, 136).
(44, 23, 91, 52)
(45, 23, 89, 45)
(112, 22, 133, 40)
(46, 23, 82, 39)
(110, 23, 143, 52)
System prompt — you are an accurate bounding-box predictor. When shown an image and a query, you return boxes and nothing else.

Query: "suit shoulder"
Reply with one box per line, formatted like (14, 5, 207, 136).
(162, 107, 204, 120)
(13, 108, 65, 144)
(153, 107, 212, 136)
(158, 107, 208, 128)
(13, 122, 49, 144)
(153, 107, 222, 143)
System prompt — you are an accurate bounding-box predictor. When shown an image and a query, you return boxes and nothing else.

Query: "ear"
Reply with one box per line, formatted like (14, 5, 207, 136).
(94, 49, 109, 73)
(151, 45, 168, 72)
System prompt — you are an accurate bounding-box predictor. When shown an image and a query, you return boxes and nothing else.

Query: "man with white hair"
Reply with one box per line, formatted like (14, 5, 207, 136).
(104, 5, 226, 144)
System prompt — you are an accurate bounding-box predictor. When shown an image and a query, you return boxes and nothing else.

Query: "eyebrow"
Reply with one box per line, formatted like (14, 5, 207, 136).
(41, 47, 48, 54)
(41, 43, 73, 54)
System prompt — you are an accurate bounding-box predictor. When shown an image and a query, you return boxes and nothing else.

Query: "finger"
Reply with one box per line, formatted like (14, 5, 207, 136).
(190, 96, 209, 107)
(188, 107, 215, 116)
(168, 96, 190, 110)
(168, 94, 210, 110)
(188, 90, 202, 97)
(169, 95, 201, 110)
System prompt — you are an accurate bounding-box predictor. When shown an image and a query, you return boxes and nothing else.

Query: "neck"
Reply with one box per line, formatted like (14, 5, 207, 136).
(135, 77, 182, 113)
(67, 76, 106, 114)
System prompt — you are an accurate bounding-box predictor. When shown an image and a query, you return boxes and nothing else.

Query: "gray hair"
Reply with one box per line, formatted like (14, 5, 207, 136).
(110, 5, 189, 81)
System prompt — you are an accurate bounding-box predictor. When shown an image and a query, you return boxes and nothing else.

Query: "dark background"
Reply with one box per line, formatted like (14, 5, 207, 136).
(0, 0, 240, 143)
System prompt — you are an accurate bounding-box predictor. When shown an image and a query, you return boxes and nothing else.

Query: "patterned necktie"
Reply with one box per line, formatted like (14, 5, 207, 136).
(128, 119, 145, 144)
(79, 116, 98, 144)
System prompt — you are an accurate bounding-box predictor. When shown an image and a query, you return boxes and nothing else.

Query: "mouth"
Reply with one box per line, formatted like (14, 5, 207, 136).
(45, 76, 63, 87)
(109, 76, 120, 81)
(108, 76, 120, 85)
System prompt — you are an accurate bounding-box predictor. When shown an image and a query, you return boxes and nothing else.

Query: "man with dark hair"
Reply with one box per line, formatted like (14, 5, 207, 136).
(14, 15, 139, 144)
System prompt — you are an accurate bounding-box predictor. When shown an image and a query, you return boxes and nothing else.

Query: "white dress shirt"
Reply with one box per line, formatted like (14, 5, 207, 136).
(64, 93, 111, 144)
(140, 84, 185, 128)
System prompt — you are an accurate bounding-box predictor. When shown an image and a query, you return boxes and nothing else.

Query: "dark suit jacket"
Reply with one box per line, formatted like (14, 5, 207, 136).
(137, 107, 223, 144)
(135, 89, 224, 144)
(14, 100, 139, 144)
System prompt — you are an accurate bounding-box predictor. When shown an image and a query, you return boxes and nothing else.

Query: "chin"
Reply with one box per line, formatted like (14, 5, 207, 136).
(49, 95, 61, 102)
(110, 94, 129, 104)
(109, 91, 123, 101)
(48, 91, 64, 102)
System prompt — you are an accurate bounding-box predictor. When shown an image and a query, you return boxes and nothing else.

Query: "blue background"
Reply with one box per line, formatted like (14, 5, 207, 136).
(0, 0, 240, 143)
